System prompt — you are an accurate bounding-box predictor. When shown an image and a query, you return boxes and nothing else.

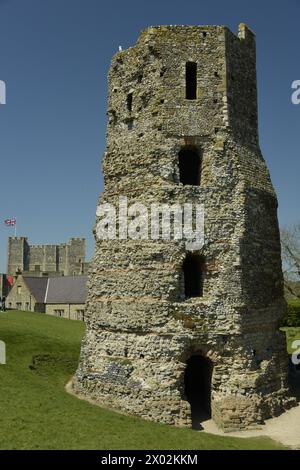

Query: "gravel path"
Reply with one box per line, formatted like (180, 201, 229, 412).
(201, 403, 300, 449)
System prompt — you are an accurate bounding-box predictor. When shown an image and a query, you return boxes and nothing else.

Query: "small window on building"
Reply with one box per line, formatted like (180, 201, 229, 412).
(35, 265, 40, 272)
(76, 309, 85, 321)
(54, 309, 64, 317)
(178, 147, 202, 186)
(127, 92, 133, 112)
(186, 62, 197, 100)
(17, 285, 22, 295)
(183, 254, 205, 298)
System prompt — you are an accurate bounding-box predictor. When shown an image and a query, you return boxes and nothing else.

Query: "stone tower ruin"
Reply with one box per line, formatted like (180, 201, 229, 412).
(73, 24, 295, 430)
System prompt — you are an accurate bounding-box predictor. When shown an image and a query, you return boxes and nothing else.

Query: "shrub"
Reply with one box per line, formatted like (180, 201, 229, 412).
(282, 302, 300, 327)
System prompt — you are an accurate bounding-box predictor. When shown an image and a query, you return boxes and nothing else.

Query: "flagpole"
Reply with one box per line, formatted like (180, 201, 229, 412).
(14, 219, 17, 237)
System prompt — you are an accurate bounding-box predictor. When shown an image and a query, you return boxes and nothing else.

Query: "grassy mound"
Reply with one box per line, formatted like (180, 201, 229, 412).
(0, 311, 285, 450)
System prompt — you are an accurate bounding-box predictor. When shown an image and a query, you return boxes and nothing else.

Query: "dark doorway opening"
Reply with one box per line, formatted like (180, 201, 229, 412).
(184, 355, 213, 429)
(178, 147, 201, 186)
(183, 254, 204, 298)
(186, 62, 197, 100)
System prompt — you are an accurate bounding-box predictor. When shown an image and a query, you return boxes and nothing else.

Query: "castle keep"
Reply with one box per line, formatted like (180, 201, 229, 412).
(7, 237, 87, 277)
(73, 24, 295, 430)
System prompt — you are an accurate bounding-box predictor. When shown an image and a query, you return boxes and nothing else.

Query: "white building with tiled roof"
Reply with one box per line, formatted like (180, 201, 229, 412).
(6, 275, 87, 321)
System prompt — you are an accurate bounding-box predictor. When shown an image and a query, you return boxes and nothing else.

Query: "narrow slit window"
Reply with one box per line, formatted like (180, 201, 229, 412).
(127, 92, 133, 112)
(127, 119, 134, 130)
(178, 146, 201, 186)
(183, 254, 204, 298)
(186, 62, 197, 100)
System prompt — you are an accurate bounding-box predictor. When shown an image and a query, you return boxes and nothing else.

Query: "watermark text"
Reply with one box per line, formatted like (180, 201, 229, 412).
(0, 340, 6, 364)
(291, 80, 300, 105)
(96, 197, 205, 251)
(292, 340, 300, 366)
(0, 80, 6, 105)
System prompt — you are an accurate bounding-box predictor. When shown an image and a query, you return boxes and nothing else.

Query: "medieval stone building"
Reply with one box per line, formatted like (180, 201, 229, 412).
(7, 236, 88, 278)
(73, 24, 295, 430)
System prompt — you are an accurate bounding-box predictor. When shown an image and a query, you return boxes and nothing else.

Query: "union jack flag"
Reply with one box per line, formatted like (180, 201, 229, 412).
(4, 218, 16, 226)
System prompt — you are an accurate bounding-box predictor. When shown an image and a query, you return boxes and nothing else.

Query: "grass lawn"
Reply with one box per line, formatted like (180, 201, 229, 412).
(0, 311, 286, 450)
(287, 299, 300, 307)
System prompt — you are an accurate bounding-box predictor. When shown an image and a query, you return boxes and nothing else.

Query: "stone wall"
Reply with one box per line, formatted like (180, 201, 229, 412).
(73, 24, 296, 431)
(7, 237, 28, 277)
(0, 274, 9, 298)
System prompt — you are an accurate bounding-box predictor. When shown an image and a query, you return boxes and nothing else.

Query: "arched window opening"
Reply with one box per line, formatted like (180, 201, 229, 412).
(178, 147, 201, 186)
(183, 254, 204, 298)
(186, 62, 197, 100)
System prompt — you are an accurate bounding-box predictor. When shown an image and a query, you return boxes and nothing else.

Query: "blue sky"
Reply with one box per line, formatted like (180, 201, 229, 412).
(0, 0, 299, 272)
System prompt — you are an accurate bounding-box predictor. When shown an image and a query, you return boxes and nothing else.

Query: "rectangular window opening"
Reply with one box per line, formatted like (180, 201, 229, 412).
(127, 93, 133, 112)
(186, 62, 197, 100)
(183, 254, 204, 298)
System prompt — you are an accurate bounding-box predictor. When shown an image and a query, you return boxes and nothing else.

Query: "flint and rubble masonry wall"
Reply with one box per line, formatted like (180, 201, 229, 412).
(73, 24, 296, 430)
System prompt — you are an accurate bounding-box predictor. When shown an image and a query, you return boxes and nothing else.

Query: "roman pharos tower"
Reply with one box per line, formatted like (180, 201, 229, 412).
(73, 24, 295, 430)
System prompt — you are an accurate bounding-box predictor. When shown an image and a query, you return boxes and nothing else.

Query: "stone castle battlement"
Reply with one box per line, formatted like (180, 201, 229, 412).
(7, 237, 87, 277)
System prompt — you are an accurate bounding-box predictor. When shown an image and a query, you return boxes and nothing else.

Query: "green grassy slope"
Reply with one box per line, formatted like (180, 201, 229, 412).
(0, 311, 285, 450)
(288, 299, 300, 307)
